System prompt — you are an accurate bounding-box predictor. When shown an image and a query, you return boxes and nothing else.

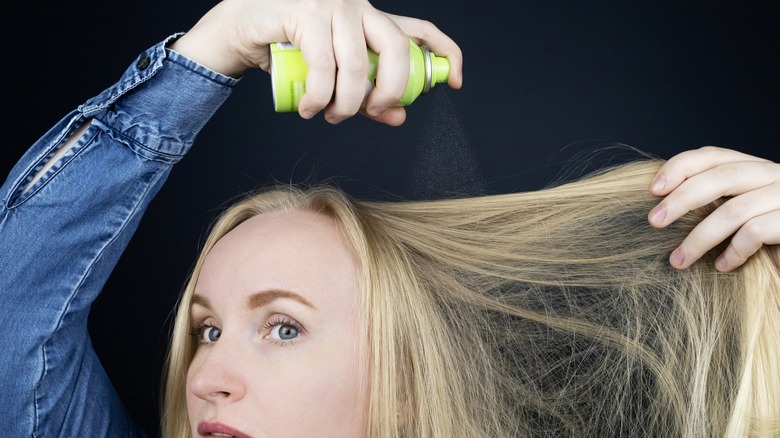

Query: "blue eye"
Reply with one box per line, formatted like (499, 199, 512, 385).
(265, 316, 304, 344)
(270, 324, 299, 340)
(201, 325, 221, 343)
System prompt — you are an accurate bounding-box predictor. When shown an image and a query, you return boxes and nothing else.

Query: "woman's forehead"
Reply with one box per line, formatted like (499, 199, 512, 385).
(194, 210, 360, 310)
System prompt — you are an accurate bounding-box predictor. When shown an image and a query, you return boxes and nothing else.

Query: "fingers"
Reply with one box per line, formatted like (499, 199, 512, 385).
(323, 10, 369, 124)
(296, 13, 337, 119)
(646, 146, 780, 271)
(648, 159, 779, 229)
(667, 183, 780, 270)
(362, 13, 410, 118)
(294, 7, 399, 124)
(386, 13, 463, 89)
(716, 210, 780, 271)
(285, 2, 461, 124)
(649, 146, 770, 196)
(296, 8, 416, 124)
(359, 106, 407, 126)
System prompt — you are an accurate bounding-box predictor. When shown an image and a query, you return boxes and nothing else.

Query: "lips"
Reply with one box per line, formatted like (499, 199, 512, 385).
(197, 421, 252, 438)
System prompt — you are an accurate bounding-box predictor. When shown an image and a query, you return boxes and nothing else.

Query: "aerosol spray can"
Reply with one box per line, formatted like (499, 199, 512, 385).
(269, 40, 450, 112)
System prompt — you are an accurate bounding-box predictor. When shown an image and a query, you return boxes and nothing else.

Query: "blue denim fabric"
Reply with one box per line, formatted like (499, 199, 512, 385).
(0, 34, 237, 436)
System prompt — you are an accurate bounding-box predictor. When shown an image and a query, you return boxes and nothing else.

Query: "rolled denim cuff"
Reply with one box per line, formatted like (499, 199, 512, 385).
(79, 33, 238, 162)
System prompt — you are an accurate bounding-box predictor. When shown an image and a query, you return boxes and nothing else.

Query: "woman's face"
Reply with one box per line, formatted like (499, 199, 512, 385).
(186, 209, 368, 438)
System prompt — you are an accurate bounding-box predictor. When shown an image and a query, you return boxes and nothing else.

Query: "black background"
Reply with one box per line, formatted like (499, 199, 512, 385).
(3, 1, 779, 435)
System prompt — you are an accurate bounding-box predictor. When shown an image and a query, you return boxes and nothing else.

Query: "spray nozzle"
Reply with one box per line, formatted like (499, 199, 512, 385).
(430, 54, 450, 87)
(420, 46, 450, 95)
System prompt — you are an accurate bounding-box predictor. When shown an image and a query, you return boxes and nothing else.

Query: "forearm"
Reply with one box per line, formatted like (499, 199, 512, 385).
(0, 34, 236, 436)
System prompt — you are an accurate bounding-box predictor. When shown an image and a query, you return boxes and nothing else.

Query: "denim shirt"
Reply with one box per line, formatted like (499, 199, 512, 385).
(0, 34, 237, 437)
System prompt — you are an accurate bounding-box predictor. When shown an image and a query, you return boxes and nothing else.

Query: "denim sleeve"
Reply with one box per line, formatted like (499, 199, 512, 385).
(0, 33, 237, 437)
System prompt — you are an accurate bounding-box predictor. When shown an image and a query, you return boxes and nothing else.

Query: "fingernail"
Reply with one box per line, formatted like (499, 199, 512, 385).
(715, 255, 728, 271)
(670, 248, 685, 267)
(300, 109, 316, 119)
(649, 205, 666, 224)
(368, 106, 386, 117)
(651, 174, 666, 193)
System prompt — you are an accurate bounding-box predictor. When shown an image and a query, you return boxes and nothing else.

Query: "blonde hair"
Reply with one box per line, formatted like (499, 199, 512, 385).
(162, 160, 780, 437)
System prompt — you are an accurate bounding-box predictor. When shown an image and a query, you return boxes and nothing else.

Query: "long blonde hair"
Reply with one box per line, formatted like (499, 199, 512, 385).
(162, 160, 780, 437)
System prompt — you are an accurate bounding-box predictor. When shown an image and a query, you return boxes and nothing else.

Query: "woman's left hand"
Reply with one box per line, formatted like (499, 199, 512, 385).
(647, 146, 780, 271)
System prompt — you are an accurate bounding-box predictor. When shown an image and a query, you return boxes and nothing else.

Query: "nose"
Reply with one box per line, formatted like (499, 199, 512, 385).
(187, 341, 247, 403)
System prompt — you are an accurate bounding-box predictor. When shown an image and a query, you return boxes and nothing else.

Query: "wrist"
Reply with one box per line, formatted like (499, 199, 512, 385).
(169, 2, 250, 78)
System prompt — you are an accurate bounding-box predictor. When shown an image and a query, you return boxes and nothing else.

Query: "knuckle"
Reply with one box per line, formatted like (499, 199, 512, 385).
(680, 240, 704, 263)
(328, 103, 358, 119)
(305, 93, 332, 109)
(376, 87, 405, 106)
(740, 218, 765, 242)
(715, 163, 740, 180)
(389, 30, 410, 52)
(667, 150, 698, 170)
(309, 53, 336, 74)
(725, 247, 747, 266)
(772, 164, 780, 183)
(728, 241, 751, 264)
(416, 19, 438, 38)
(699, 145, 724, 154)
(340, 56, 368, 78)
(388, 84, 407, 102)
(718, 199, 744, 221)
(451, 45, 464, 61)
(370, 80, 405, 105)
(668, 189, 691, 212)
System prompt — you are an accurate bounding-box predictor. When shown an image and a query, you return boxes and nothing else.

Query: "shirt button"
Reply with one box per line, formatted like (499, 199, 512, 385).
(136, 56, 151, 70)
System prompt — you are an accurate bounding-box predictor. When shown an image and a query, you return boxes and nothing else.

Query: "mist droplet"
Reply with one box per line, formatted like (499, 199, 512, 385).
(406, 90, 486, 199)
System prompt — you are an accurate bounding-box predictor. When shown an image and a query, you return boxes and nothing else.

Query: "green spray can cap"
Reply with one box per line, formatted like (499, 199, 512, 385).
(270, 40, 450, 113)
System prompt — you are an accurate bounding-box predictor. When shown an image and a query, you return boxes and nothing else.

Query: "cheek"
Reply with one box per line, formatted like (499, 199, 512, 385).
(251, 340, 369, 434)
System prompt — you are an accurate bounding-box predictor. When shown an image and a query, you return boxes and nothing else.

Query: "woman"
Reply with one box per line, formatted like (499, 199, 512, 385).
(165, 156, 780, 437)
(1, 0, 777, 437)
(0, 0, 459, 435)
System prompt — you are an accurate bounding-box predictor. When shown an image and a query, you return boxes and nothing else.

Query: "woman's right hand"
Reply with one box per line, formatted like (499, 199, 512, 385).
(170, 0, 463, 126)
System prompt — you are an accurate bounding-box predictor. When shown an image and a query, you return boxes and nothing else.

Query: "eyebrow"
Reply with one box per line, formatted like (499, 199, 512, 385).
(190, 289, 317, 311)
(247, 289, 317, 310)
